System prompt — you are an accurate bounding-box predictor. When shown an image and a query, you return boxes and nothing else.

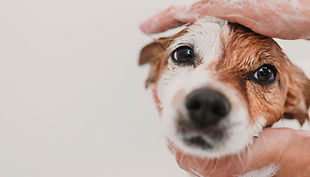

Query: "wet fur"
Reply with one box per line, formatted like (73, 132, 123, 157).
(139, 22, 310, 125)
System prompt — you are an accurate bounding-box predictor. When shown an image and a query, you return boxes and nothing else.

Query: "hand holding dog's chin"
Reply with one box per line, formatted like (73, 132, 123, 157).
(169, 128, 310, 177)
(140, 0, 310, 40)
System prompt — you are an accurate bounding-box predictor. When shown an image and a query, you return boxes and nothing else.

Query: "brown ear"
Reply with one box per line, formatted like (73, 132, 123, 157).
(139, 39, 168, 88)
(139, 41, 165, 65)
(283, 64, 310, 124)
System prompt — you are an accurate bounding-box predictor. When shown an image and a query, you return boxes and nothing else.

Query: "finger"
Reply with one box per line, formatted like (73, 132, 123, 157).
(170, 128, 299, 176)
(140, 7, 185, 34)
(273, 129, 310, 177)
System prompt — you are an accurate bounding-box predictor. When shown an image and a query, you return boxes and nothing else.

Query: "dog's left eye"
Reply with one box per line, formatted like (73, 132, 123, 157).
(171, 46, 194, 64)
(252, 64, 277, 85)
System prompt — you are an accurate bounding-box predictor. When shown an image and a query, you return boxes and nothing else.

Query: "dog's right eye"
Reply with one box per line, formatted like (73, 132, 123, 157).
(171, 46, 194, 64)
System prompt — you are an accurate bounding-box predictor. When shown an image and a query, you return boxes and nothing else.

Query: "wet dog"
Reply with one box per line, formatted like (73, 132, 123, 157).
(139, 17, 310, 159)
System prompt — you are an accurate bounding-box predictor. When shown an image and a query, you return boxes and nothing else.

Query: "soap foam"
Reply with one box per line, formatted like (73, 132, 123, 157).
(239, 163, 280, 177)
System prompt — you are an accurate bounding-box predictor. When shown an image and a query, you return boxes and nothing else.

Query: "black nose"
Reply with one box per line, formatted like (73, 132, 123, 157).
(185, 88, 231, 128)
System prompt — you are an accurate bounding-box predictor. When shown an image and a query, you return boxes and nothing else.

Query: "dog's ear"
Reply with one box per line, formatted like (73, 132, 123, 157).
(139, 41, 166, 66)
(283, 64, 310, 124)
(139, 39, 168, 88)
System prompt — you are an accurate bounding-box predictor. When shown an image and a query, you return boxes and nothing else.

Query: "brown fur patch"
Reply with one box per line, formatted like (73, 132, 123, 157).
(217, 23, 310, 125)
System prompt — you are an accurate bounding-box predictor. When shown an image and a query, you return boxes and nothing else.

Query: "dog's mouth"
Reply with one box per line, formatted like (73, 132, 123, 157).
(183, 136, 212, 149)
(178, 118, 227, 150)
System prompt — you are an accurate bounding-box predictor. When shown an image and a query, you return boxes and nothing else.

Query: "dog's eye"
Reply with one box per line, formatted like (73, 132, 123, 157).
(252, 64, 277, 85)
(171, 46, 194, 64)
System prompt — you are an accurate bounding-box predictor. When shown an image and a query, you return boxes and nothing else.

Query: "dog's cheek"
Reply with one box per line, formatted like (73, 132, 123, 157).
(172, 89, 185, 107)
(246, 82, 286, 126)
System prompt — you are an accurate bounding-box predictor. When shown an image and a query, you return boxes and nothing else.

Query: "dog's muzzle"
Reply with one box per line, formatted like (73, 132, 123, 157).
(179, 88, 231, 149)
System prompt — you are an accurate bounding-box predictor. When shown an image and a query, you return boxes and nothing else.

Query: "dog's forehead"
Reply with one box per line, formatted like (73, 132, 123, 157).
(171, 17, 229, 43)
(170, 18, 229, 65)
(169, 19, 286, 73)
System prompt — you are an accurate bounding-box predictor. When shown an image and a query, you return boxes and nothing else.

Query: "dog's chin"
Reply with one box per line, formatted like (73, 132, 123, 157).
(177, 120, 226, 151)
(172, 132, 252, 158)
(167, 118, 255, 158)
(183, 136, 213, 150)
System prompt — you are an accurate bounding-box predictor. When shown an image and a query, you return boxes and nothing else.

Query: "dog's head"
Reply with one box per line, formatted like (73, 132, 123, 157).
(139, 18, 310, 158)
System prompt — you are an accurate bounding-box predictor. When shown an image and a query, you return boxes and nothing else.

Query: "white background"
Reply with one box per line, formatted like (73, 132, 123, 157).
(0, 0, 309, 177)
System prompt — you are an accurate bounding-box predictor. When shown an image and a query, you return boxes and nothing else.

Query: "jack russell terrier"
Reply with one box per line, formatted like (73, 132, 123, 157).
(139, 17, 310, 175)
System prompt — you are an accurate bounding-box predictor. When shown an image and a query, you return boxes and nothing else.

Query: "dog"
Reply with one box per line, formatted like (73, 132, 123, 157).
(139, 17, 310, 174)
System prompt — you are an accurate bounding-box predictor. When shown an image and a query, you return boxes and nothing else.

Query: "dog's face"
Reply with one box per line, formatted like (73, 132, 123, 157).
(139, 18, 310, 158)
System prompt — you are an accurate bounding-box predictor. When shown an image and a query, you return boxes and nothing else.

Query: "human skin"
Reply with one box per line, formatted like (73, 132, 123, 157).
(140, 0, 310, 176)
(168, 128, 310, 176)
(140, 0, 310, 39)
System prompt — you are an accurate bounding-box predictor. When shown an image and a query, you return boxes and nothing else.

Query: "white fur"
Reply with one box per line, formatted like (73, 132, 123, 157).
(252, 117, 267, 137)
(272, 119, 310, 130)
(157, 18, 265, 158)
(169, 17, 228, 67)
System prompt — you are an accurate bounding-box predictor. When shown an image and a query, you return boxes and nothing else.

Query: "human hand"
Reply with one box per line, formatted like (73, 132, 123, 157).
(168, 128, 310, 177)
(140, 0, 310, 39)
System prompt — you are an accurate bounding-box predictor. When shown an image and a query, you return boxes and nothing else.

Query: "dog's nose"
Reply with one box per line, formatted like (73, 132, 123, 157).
(185, 89, 231, 128)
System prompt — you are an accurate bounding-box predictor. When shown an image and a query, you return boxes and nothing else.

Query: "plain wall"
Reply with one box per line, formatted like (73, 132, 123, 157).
(0, 0, 309, 176)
